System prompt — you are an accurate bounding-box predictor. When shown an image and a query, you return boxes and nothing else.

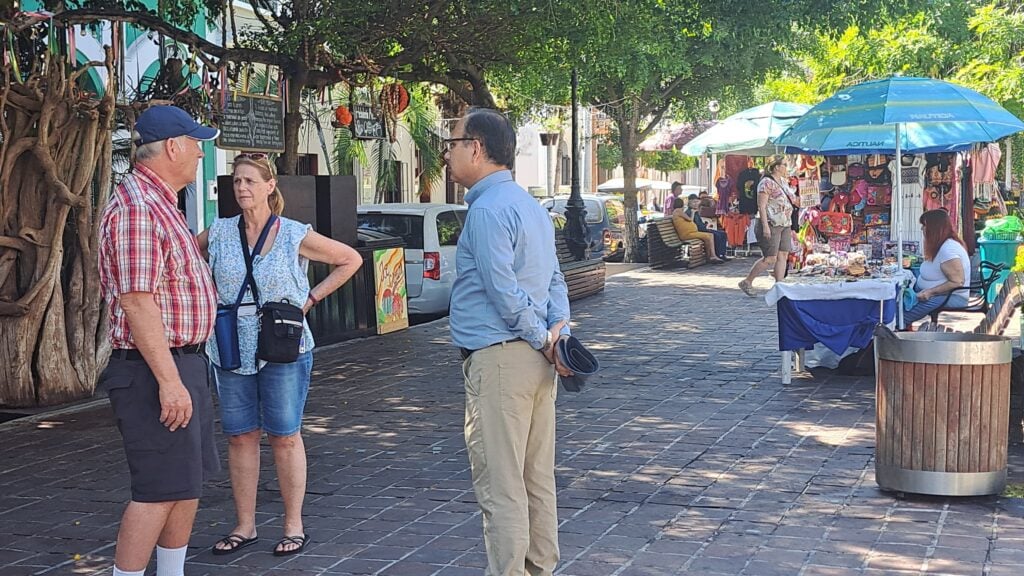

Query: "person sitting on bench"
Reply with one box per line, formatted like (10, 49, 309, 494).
(671, 197, 725, 264)
(685, 194, 730, 261)
(904, 209, 970, 326)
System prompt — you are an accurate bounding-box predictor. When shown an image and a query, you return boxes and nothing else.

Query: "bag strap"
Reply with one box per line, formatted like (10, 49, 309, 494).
(237, 214, 278, 307)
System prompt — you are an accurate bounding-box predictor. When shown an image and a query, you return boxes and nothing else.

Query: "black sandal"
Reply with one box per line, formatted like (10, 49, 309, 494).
(273, 534, 310, 557)
(211, 533, 258, 556)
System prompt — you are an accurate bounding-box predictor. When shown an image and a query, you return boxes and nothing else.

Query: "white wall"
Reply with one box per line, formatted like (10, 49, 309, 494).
(515, 123, 547, 196)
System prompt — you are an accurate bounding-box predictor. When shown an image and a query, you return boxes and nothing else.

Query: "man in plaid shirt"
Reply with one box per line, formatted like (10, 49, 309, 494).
(98, 106, 220, 576)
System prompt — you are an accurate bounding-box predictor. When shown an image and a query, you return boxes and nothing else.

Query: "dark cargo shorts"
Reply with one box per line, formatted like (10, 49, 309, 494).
(100, 351, 220, 503)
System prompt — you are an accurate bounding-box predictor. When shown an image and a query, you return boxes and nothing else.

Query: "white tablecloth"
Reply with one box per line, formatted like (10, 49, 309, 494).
(764, 275, 908, 306)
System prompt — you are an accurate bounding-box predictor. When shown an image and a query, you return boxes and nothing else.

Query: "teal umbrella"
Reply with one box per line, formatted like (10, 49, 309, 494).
(775, 77, 1024, 154)
(680, 101, 810, 156)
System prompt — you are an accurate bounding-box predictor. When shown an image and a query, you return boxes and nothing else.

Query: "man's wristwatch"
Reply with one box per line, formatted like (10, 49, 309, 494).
(541, 331, 553, 353)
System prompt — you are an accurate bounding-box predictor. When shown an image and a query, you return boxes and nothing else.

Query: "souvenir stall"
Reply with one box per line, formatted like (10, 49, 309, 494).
(769, 77, 1024, 382)
(681, 102, 810, 254)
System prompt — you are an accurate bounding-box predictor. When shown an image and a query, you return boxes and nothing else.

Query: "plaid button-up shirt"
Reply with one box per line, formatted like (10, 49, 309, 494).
(98, 164, 217, 349)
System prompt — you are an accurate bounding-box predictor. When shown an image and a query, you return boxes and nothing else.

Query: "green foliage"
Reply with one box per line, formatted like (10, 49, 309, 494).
(756, 0, 1024, 188)
(1004, 482, 1024, 498)
(370, 137, 398, 203)
(954, 3, 1024, 118)
(597, 141, 622, 171)
(493, 0, 916, 261)
(400, 86, 444, 199)
(639, 150, 696, 174)
(329, 82, 442, 201)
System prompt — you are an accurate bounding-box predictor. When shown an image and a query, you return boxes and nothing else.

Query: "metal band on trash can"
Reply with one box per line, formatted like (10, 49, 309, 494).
(875, 332, 1012, 365)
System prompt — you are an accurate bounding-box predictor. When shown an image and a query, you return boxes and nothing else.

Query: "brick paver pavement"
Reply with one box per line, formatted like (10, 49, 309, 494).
(1, 260, 1022, 576)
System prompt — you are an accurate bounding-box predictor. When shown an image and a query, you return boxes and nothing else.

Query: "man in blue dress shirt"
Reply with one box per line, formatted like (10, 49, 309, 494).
(446, 107, 573, 576)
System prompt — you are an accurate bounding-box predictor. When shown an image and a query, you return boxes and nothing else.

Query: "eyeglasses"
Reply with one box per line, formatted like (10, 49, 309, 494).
(236, 152, 269, 161)
(443, 137, 477, 150)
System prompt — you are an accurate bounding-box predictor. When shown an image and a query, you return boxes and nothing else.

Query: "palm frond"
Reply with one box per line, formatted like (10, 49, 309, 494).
(398, 88, 444, 199)
(370, 135, 398, 203)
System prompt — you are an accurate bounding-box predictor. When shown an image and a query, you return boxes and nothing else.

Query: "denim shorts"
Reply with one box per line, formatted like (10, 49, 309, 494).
(214, 351, 313, 437)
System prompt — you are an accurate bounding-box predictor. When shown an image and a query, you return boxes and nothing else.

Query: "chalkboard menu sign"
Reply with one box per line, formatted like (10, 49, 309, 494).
(352, 105, 385, 140)
(217, 95, 285, 151)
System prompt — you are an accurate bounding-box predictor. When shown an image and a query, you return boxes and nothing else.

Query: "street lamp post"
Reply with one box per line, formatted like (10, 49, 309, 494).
(563, 68, 589, 260)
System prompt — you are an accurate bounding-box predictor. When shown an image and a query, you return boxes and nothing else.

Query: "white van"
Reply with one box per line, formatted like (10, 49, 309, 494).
(357, 204, 467, 316)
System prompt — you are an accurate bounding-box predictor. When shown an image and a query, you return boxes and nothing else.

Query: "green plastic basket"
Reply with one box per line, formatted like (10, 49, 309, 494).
(983, 230, 1022, 241)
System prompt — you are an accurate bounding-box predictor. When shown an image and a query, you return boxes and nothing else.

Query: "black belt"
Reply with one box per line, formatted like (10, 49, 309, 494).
(459, 338, 523, 360)
(113, 343, 206, 361)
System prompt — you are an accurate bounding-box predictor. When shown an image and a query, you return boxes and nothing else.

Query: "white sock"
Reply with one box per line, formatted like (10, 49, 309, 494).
(112, 567, 145, 576)
(155, 545, 188, 576)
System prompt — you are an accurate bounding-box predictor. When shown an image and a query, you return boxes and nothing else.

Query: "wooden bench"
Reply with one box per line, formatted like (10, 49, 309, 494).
(927, 261, 1006, 324)
(555, 233, 605, 301)
(646, 219, 707, 270)
(918, 271, 1021, 335)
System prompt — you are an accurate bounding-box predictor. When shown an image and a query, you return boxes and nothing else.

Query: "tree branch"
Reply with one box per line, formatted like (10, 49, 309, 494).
(0, 300, 30, 317)
(248, 0, 282, 37)
(0, 236, 32, 251)
(53, 8, 290, 69)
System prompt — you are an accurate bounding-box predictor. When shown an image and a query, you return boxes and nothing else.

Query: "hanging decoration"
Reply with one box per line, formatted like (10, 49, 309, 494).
(379, 82, 408, 143)
(380, 83, 409, 114)
(333, 104, 352, 127)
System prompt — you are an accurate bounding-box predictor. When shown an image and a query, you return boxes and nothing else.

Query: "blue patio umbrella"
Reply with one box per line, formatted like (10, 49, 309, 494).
(775, 77, 1024, 155)
(775, 76, 1024, 327)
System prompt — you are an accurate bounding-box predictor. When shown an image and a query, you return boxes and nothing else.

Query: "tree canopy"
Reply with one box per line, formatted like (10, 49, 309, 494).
(492, 0, 918, 261)
(756, 0, 1024, 182)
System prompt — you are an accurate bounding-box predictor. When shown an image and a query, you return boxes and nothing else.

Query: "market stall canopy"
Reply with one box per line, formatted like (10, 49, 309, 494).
(775, 77, 1024, 155)
(638, 122, 714, 152)
(596, 177, 674, 191)
(774, 76, 1024, 328)
(679, 101, 811, 157)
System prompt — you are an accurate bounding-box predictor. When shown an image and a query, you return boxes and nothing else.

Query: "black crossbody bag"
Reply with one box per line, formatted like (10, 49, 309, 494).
(238, 215, 305, 365)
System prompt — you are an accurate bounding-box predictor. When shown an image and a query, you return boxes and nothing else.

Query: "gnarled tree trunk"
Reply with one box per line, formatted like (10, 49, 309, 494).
(0, 47, 116, 407)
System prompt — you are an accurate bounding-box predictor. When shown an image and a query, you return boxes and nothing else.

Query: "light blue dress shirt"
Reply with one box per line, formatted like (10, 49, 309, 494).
(450, 170, 570, 351)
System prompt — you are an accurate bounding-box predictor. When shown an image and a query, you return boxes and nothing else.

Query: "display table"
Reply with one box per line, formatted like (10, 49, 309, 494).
(765, 276, 904, 383)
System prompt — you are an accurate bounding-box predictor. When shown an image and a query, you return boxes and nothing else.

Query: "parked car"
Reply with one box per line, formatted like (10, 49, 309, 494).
(356, 203, 467, 316)
(540, 194, 625, 259)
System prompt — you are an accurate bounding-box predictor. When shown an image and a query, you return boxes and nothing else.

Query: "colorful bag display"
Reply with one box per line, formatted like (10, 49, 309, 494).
(815, 211, 854, 236)
(863, 212, 890, 227)
(866, 185, 891, 206)
(866, 154, 891, 184)
(866, 226, 891, 258)
(829, 156, 847, 186)
(829, 237, 851, 253)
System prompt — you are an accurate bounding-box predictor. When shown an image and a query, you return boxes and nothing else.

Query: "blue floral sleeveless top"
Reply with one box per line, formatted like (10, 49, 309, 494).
(206, 215, 315, 374)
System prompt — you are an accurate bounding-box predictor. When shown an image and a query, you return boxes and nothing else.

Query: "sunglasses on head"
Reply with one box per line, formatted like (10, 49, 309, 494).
(236, 152, 269, 161)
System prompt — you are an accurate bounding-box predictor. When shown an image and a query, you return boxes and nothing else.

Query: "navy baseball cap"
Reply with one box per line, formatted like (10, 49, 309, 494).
(134, 105, 219, 146)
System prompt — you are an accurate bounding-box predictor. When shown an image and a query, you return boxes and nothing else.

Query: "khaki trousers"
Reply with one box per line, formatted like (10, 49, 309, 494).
(463, 340, 559, 576)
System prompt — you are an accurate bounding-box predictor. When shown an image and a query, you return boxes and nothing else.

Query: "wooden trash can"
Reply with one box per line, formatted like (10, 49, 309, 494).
(875, 332, 1013, 496)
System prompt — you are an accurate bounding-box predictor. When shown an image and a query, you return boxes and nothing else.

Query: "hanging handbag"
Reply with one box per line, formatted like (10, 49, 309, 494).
(866, 154, 892, 184)
(829, 157, 847, 186)
(866, 185, 892, 206)
(238, 215, 305, 365)
(815, 211, 854, 236)
(213, 217, 276, 370)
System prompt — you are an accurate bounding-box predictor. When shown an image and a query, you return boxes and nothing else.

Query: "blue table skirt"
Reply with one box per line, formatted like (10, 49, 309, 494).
(777, 297, 896, 354)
